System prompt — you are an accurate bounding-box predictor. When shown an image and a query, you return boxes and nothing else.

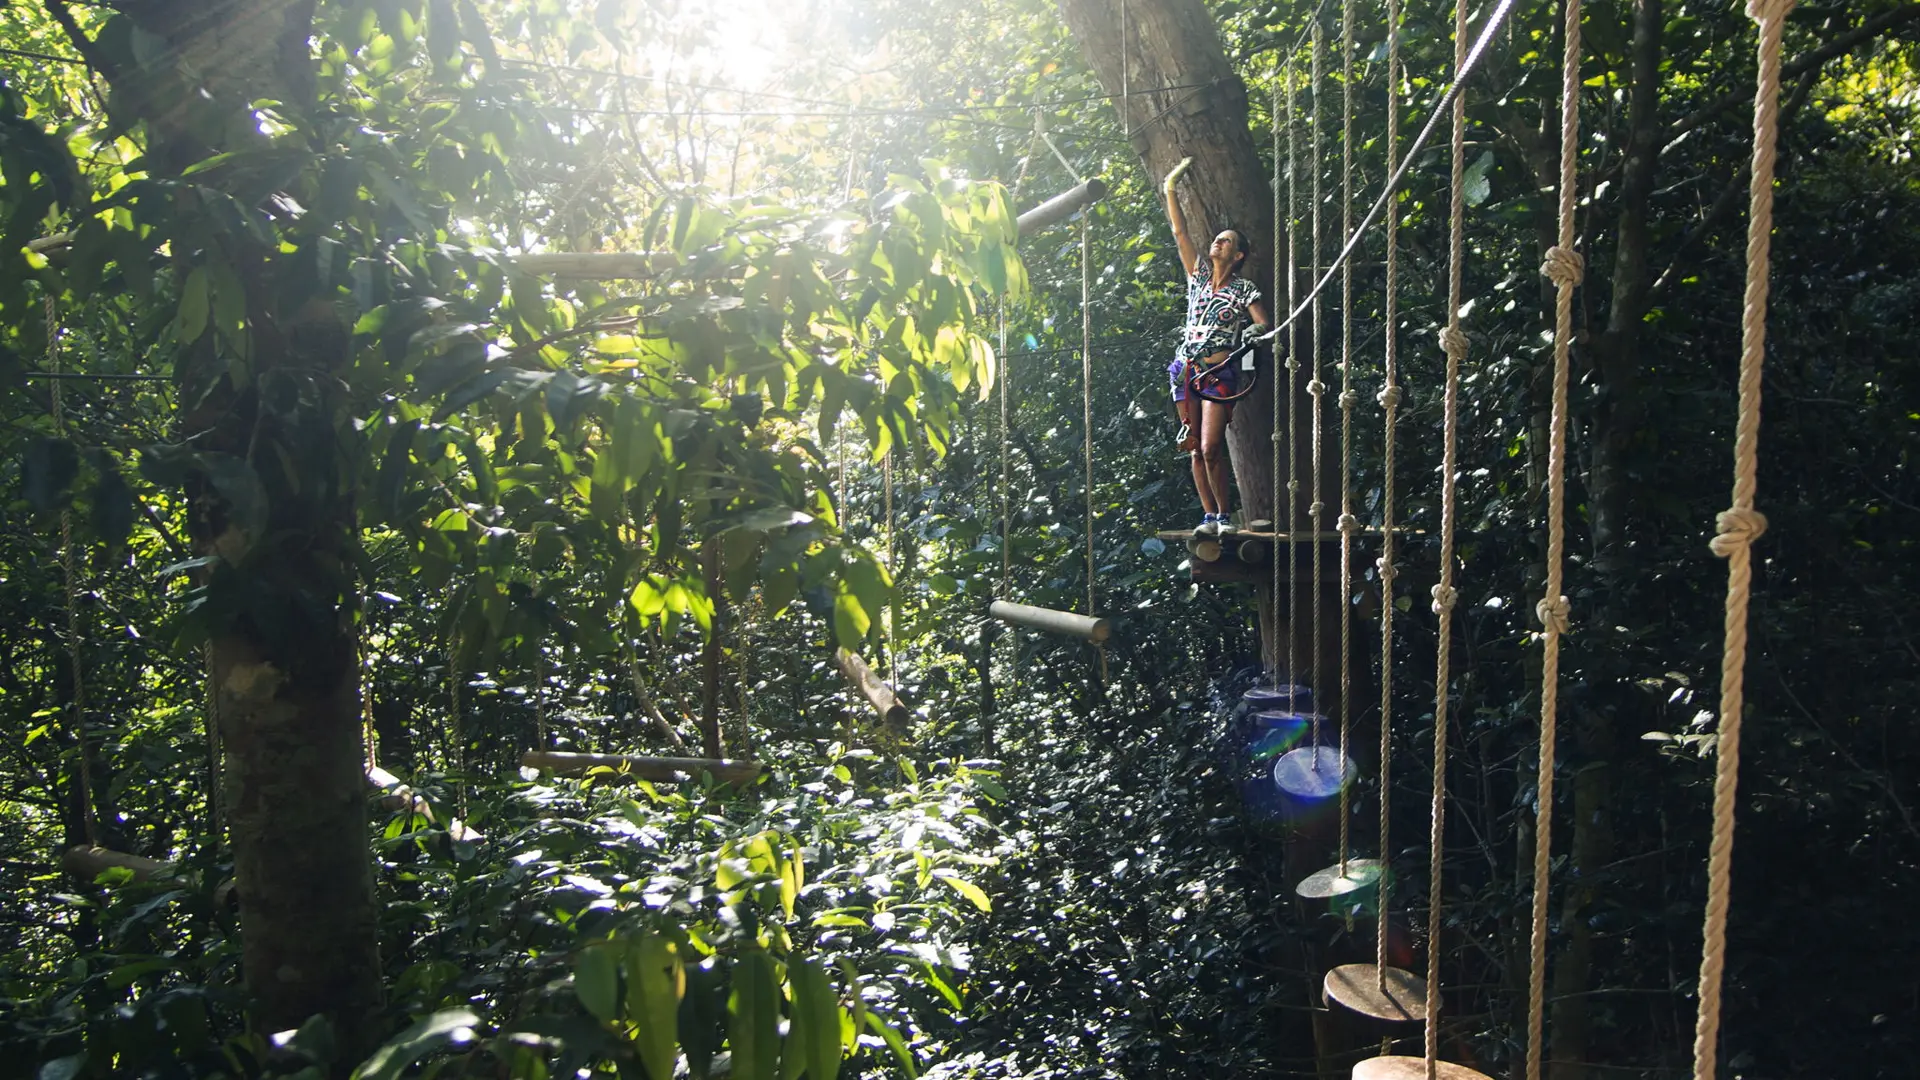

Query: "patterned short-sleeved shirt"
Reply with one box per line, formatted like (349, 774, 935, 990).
(1177, 268, 1262, 361)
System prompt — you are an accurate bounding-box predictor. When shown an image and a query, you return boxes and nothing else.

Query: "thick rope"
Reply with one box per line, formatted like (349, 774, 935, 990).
(1336, 0, 1356, 873)
(1694, 1, 1792, 1076)
(48, 296, 99, 849)
(206, 642, 222, 841)
(1308, 20, 1326, 758)
(884, 449, 895, 689)
(1376, 0, 1403, 995)
(1527, 1, 1585, 1077)
(1082, 213, 1108, 684)
(1425, 0, 1473, 1071)
(450, 633, 466, 815)
(1285, 56, 1303, 704)
(535, 638, 549, 749)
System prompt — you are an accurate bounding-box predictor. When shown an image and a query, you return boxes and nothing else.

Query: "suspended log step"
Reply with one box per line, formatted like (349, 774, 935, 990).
(834, 648, 909, 728)
(63, 845, 172, 882)
(1015, 178, 1109, 236)
(988, 600, 1111, 643)
(520, 751, 762, 786)
(1325, 963, 1430, 1024)
(368, 766, 485, 842)
(1352, 1058, 1491, 1080)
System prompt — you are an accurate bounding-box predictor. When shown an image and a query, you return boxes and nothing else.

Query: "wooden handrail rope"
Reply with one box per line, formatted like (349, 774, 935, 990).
(47, 295, 99, 850)
(1336, 0, 1357, 875)
(1527, 0, 1586, 1076)
(1693, 2, 1792, 1077)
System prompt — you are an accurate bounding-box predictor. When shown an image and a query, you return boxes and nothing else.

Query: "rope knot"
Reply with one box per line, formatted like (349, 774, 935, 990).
(1375, 557, 1397, 583)
(1439, 327, 1469, 360)
(1541, 246, 1586, 287)
(1339, 390, 1359, 410)
(1287, 480, 1301, 494)
(1306, 379, 1326, 396)
(1710, 507, 1769, 558)
(1431, 584, 1458, 613)
(1309, 501, 1326, 516)
(1337, 513, 1360, 533)
(1377, 385, 1403, 409)
(1536, 595, 1572, 635)
(1746, 0, 1796, 23)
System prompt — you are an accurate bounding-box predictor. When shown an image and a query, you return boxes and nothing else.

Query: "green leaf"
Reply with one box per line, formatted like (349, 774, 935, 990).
(681, 962, 725, 1080)
(624, 932, 683, 1080)
(175, 266, 210, 343)
(931, 869, 991, 912)
(352, 1008, 477, 1080)
(729, 951, 780, 1080)
(862, 1011, 917, 1078)
(788, 956, 842, 1080)
(198, 453, 268, 554)
(1464, 151, 1495, 207)
(574, 943, 619, 1024)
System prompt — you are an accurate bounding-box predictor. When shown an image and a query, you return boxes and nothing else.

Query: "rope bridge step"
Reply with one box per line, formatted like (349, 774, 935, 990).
(1353, 1058, 1491, 1080)
(520, 751, 761, 786)
(988, 600, 1111, 643)
(63, 845, 171, 882)
(1325, 963, 1431, 1025)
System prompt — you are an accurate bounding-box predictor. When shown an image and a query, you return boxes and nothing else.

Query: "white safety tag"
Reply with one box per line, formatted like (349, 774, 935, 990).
(1240, 348, 1257, 371)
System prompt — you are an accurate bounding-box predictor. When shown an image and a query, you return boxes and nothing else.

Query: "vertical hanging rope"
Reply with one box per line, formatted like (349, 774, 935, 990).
(361, 631, 377, 771)
(1528, 0, 1585, 1076)
(1308, 19, 1327, 757)
(884, 449, 895, 690)
(1120, 0, 1131, 143)
(1425, 0, 1474, 1071)
(1285, 54, 1303, 703)
(1376, 0, 1405, 996)
(1335, 0, 1357, 873)
(206, 642, 222, 841)
(1694, 1, 1791, 1077)
(449, 634, 466, 815)
(1081, 213, 1108, 684)
(48, 296, 99, 850)
(999, 306, 1012, 598)
(1271, 70, 1285, 682)
(534, 639, 549, 750)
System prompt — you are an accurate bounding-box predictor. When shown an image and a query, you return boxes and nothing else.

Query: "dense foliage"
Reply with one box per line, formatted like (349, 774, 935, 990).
(2, 0, 1917, 1078)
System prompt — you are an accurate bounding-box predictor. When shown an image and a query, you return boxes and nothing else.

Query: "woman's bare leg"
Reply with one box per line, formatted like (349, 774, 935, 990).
(1179, 397, 1217, 514)
(1199, 399, 1234, 519)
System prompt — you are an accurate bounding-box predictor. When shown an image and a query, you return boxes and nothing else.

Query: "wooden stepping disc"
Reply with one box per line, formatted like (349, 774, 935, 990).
(1272, 745, 1357, 799)
(1295, 858, 1383, 899)
(1324, 963, 1429, 1023)
(1351, 1056, 1492, 1080)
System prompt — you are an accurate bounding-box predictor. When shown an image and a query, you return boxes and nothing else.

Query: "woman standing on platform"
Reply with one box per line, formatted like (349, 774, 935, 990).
(1162, 157, 1271, 537)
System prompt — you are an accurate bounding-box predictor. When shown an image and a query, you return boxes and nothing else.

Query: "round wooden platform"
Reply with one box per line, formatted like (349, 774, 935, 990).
(1351, 1056, 1493, 1080)
(1272, 745, 1357, 799)
(1295, 858, 1383, 899)
(1324, 963, 1429, 1023)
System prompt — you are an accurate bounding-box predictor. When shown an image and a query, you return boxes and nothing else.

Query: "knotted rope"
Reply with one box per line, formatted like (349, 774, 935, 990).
(1308, 20, 1326, 753)
(1526, 1, 1585, 1077)
(1272, 67, 1285, 682)
(1335, 0, 1357, 874)
(1693, 1, 1793, 1077)
(1375, 0, 1403, 993)
(1424, 0, 1473, 1070)
(1082, 212, 1107, 685)
(1285, 55, 1303, 704)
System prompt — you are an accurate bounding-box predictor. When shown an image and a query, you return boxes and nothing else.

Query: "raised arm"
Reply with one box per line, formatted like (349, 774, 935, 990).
(1162, 158, 1198, 275)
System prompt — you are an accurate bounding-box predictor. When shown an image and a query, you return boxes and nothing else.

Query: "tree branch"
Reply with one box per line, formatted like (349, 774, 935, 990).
(40, 0, 120, 83)
(1664, 4, 1920, 149)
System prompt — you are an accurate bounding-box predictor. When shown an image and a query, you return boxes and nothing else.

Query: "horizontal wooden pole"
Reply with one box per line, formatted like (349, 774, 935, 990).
(1015, 178, 1109, 236)
(368, 766, 484, 842)
(64, 845, 171, 882)
(834, 648, 909, 728)
(520, 751, 762, 785)
(507, 252, 670, 279)
(989, 600, 1111, 643)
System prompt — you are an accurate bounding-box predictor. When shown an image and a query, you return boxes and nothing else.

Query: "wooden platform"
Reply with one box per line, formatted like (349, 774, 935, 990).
(1156, 525, 1415, 585)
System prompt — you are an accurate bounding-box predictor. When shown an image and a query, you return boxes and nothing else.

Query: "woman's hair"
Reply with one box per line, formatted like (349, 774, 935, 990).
(1225, 230, 1253, 272)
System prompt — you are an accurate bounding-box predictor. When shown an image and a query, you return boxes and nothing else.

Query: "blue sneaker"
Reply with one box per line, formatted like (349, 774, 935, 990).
(1196, 513, 1220, 537)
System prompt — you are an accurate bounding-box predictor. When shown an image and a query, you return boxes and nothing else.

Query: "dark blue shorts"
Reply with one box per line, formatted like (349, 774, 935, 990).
(1169, 353, 1236, 402)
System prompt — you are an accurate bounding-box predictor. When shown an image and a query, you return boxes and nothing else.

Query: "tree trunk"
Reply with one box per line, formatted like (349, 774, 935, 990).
(1058, 0, 1323, 668)
(75, 0, 384, 1060)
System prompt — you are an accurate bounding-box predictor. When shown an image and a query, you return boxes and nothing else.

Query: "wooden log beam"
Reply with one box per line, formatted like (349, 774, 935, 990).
(988, 600, 1112, 643)
(506, 252, 670, 279)
(367, 766, 484, 842)
(63, 845, 172, 882)
(519, 750, 762, 786)
(834, 648, 910, 728)
(1016, 178, 1110, 236)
